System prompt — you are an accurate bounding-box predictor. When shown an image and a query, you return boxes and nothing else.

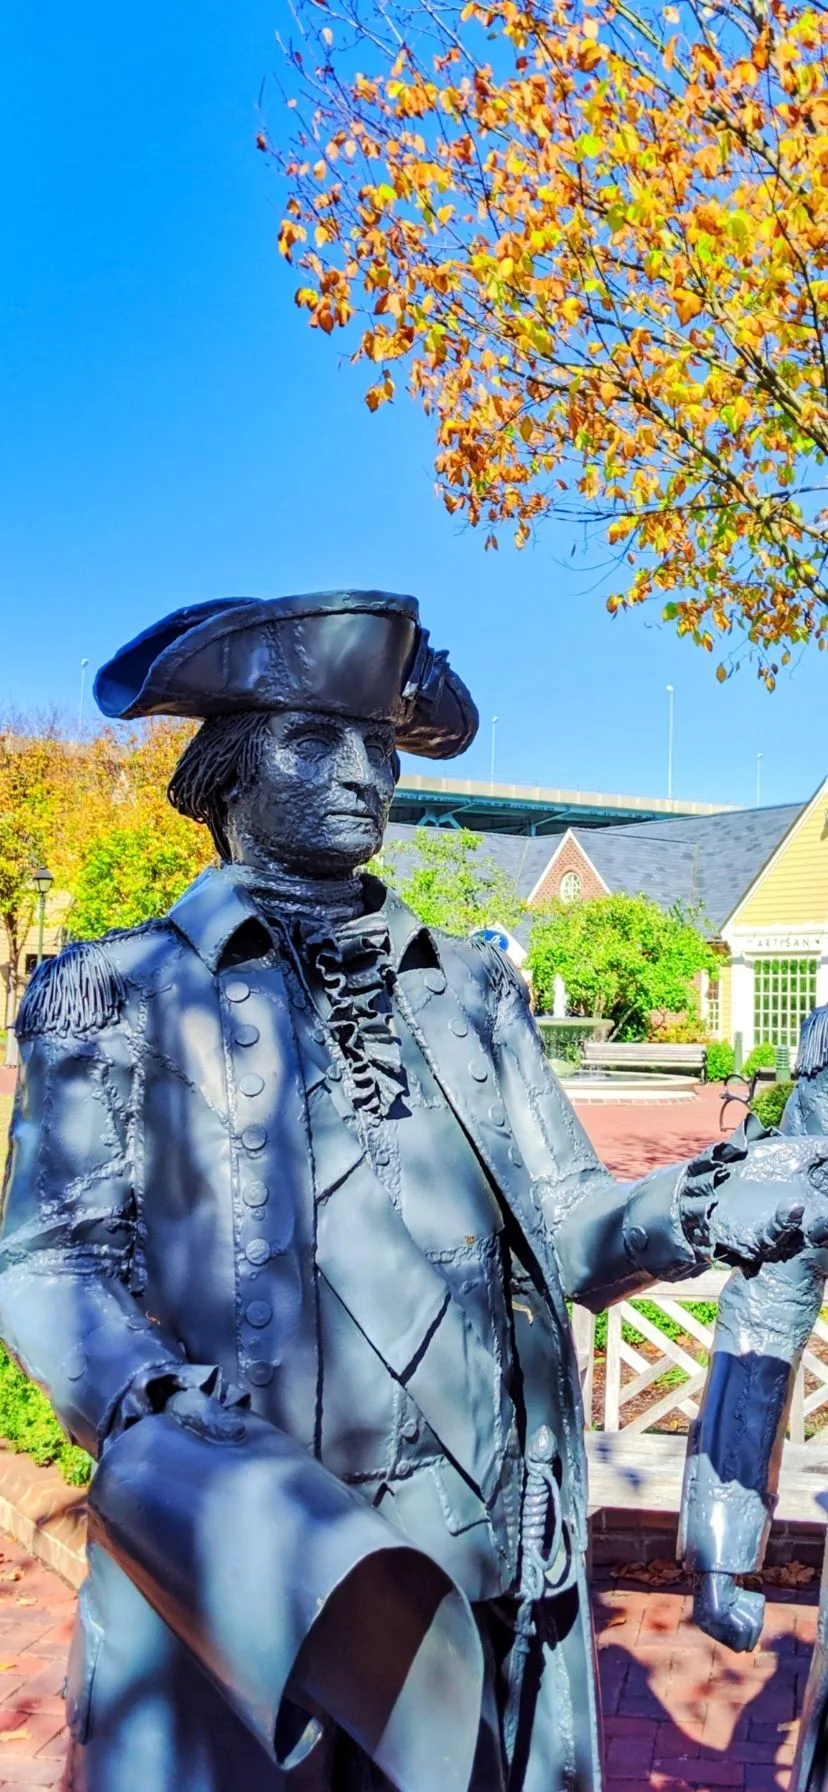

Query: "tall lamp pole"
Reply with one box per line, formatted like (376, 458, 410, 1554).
(79, 658, 90, 738)
(666, 685, 674, 800)
(32, 867, 54, 968)
(490, 715, 499, 788)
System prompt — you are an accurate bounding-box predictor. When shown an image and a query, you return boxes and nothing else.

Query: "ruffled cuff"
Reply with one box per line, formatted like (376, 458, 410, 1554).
(679, 1114, 775, 1258)
(106, 1362, 249, 1450)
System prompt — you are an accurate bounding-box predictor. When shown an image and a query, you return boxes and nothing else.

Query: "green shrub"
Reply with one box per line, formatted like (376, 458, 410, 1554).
(750, 1081, 795, 1130)
(742, 1041, 776, 1078)
(592, 1298, 720, 1353)
(705, 1041, 735, 1083)
(0, 1346, 91, 1486)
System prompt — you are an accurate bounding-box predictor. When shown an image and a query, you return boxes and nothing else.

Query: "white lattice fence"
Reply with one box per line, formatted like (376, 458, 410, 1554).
(574, 1271, 828, 1442)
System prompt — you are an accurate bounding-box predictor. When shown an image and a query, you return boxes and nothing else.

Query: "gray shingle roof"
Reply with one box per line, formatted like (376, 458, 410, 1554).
(569, 803, 804, 934)
(383, 800, 808, 939)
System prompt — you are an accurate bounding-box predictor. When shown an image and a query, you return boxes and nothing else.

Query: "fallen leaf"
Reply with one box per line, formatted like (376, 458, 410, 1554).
(14, 1597, 35, 1607)
(0, 1726, 31, 1743)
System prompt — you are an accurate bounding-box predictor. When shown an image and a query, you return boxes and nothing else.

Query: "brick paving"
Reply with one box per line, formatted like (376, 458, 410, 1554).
(595, 1575, 817, 1791)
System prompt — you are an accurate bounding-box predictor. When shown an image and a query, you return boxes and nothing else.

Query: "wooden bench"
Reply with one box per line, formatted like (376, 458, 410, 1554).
(572, 1273, 828, 1526)
(581, 1041, 706, 1078)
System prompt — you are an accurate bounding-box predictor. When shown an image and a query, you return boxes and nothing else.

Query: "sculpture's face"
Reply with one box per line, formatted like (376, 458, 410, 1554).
(225, 708, 398, 876)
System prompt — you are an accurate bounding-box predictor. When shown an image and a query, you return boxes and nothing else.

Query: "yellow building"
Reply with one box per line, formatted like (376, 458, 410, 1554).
(393, 779, 828, 1059)
(719, 777, 828, 1057)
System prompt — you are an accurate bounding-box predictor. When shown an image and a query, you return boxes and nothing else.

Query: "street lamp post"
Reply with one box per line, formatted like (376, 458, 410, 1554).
(32, 867, 54, 968)
(79, 658, 90, 737)
(665, 685, 674, 800)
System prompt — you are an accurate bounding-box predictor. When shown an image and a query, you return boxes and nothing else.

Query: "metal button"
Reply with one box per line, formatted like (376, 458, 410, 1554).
(488, 1102, 507, 1127)
(246, 1300, 272, 1328)
(449, 1017, 468, 1038)
(469, 1060, 488, 1083)
(402, 1416, 420, 1443)
(312, 1025, 326, 1044)
(508, 1146, 523, 1167)
(243, 1180, 268, 1207)
(241, 1125, 267, 1152)
(225, 979, 250, 1003)
(239, 1074, 265, 1098)
(234, 1024, 260, 1047)
(246, 1238, 271, 1266)
(425, 970, 447, 994)
(248, 1362, 274, 1387)
(627, 1225, 648, 1253)
(326, 1063, 342, 1083)
(375, 1147, 391, 1168)
(292, 990, 308, 1011)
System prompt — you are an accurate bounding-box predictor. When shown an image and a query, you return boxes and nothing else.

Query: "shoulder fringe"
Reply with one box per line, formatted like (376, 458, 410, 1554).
(16, 940, 125, 1040)
(795, 1003, 828, 1077)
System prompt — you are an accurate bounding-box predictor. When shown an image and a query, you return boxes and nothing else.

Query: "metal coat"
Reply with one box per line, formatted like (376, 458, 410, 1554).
(1, 866, 701, 1792)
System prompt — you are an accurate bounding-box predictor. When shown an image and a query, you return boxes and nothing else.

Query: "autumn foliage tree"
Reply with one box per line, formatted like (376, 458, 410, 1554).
(274, 0, 828, 682)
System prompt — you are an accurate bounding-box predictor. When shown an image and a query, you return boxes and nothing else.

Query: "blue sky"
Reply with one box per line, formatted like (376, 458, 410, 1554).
(1, 0, 825, 811)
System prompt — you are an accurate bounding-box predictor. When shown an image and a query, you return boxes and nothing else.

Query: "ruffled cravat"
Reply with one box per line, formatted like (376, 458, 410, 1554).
(298, 913, 407, 1117)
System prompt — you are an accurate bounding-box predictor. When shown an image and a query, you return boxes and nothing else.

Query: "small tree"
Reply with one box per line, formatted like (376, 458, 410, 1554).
(526, 891, 716, 1037)
(68, 721, 212, 938)
(69, 825, 211, 940)
(379, 827, 524, 935)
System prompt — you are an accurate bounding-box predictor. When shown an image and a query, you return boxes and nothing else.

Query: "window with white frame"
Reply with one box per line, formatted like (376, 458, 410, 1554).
(560, 870, 581, 902)
(753, 956, 817, 1050)
(705, 974, 721, 1038)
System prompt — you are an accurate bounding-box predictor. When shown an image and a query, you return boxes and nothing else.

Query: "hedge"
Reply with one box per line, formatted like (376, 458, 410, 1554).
(0, 1346, 91, 1486)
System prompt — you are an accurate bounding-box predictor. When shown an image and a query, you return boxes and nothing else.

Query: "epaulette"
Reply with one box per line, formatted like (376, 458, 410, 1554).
(467, 934, 530, 1005)
(16, 939, 126, 1040)
(795, 1004, 828, 1077)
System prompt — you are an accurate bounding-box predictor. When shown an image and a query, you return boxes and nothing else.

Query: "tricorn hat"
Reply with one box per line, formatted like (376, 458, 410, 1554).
(94, 590, 477, 760)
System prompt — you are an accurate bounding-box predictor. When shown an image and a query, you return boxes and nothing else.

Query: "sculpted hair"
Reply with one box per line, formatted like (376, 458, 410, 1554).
(168, 712, 272, 861)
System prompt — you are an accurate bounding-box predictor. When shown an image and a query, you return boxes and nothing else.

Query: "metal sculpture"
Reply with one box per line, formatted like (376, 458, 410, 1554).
(681, 1005, 828, 1791)
(4, 589, 828, 1792)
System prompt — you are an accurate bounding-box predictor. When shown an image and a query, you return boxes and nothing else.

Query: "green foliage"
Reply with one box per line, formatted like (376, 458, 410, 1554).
(378, 828, 524, 937)
(742, 1041, 777, 1078)
(648, 1013, 709, 1044)
(0, 1346, 91, 1486)
(751, 1081, 795, 1129)
(69, 824, 207, 939)
(593, 1298, 719, 1353)
(705, 1041, 736, 1083)
(526, 893, 717, 1040)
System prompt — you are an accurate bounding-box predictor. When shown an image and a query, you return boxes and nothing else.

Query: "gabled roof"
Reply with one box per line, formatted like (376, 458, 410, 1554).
(382, 801, 806, 940)
(567, 803, 804, 934)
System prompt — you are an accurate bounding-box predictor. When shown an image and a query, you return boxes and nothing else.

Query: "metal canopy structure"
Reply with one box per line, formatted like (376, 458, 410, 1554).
(391, 773, 733, 837)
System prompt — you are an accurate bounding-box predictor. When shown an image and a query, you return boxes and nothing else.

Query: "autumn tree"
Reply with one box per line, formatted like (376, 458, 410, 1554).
(526, 891, 717, 1035)
(67, 721, 212, 938)
(274, 0, 828, 683)
(0, 720, 75, 1038)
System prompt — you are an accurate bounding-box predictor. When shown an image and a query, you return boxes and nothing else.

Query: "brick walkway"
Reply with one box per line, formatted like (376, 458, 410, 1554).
(596, 1575, 816, 1791)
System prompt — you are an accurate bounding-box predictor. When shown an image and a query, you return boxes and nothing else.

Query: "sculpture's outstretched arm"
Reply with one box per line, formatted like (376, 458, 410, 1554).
(484, 950, 827, 1311)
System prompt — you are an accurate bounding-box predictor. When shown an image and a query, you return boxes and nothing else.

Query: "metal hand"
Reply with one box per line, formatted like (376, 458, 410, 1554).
(693, 1570, 765, 1653)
